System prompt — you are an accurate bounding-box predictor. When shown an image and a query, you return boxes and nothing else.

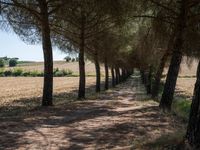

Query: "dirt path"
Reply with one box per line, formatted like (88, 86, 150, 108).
(0, 76, 183, 150)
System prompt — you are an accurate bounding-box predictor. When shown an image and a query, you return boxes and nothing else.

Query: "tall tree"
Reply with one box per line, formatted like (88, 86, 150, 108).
(52, 0, 130, 98)
(1, 0, 62, 106)
(159, 0, 188, 111)
(186, 61, 200, 149)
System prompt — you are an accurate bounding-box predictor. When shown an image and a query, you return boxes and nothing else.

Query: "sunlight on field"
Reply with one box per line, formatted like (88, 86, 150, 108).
(0, 77, 96, 105)
(176, 78, 195, 96)
(8, 61, 105, 76)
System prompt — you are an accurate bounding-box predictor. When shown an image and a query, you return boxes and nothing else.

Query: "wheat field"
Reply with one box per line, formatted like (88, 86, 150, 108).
(0, 77, 96, 106)
(0, 61, 110, 107)
(9, 61, 105, 76)
(0, 58, 198, 107)
(174, 57, 198, 96)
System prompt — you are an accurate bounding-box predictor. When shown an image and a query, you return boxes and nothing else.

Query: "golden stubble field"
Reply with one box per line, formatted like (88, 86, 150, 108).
(0, 77, 96, 106)
(9, 61, 105, 76)
(171, 57, 198, 96)
(0, 57, 198, 107)
(0, 61, 109, 107)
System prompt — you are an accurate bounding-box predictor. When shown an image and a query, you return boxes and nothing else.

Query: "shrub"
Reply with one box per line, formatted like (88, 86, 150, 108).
(54, 70, 64, 77)
(30, 70, 43, 77)
(53, 68, 73, 77)
(37, 71, 44, 77)
(53, 68, 59, 74)
(23, 71, 31, 76)
(0, 68, 73, 77)
(12, 68, 23, 76)
(64, 56, 71, 62)
(9, 59, 18, 67)
(64, 69, 73, 76)
(53, 69, 73, 77)
(172, 99, 191, 121)
(71, 58, 76, 62)
(4, 70, 12, 76)
(0, 59, 5, 68)
(0, 68, 4, 77)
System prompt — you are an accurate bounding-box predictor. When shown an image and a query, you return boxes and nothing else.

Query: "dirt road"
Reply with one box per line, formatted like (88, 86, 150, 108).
(0, 76, 183, 150)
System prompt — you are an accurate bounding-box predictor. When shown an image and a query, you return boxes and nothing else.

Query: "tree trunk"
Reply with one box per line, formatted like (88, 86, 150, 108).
(159, 0, 187, 111)
(119, 68, 123, 83)
(39, 1, 53, 106)
(186, 61, 200, 149)
(121, 69, 125, 81)
(151, 29, 176, 99)
(115, 68, 120, 85)
(94, 53, 100, 92)
(104, 57, 109, 90)
(146, 66, 153, 94)
(159, 49, 182, 111)
(140, 70, 145, 84)
(111, 67, 115, 87)
(78, 14, 86, 99)
(151, 52, 169, 98)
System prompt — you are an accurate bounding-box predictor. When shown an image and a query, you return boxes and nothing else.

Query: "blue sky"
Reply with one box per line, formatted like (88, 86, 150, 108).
(0, 30, 66, 61)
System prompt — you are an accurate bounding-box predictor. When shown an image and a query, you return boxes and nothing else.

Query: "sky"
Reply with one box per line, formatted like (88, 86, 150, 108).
(0, 30, 66, 61)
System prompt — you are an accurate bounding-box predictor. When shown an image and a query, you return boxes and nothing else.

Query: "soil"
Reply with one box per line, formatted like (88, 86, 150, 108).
(0, 76, 184, 150)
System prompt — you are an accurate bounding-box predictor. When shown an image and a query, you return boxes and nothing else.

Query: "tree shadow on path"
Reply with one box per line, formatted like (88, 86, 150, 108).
(0, 76, 184, 150)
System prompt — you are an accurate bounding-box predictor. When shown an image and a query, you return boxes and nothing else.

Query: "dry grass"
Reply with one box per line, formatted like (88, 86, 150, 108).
(176, 78, 195, 96)
(163, 57, 198, 97)
(0, 76, 184, 150)
(175, 58, 198, 97)
(0, 61, 108, 109)
(8, 61, 105, 76)
(179, 58, 198, 77)
(0, 77, 96, 106)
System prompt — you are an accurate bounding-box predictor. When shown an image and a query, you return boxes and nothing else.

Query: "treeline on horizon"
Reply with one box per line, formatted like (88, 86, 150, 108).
(1, 0, 200, 149)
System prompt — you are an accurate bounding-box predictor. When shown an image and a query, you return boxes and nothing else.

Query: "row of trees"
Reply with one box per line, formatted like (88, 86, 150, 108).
(1, 0, 200, 148)
(131, 0, 200, 148)
(64, 56, 78, 62)
(0, 0, 133, 103)
(0, 57, 18, 67)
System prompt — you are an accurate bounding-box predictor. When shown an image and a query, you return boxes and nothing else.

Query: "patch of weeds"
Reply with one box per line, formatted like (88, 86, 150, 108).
(53, 68, 73, 77)
(140, 130, 185, 150)
(131, 139, 144, 150)
(12, 68, 23, 76)
(0, 68, 5, 76)
(172, 99, 191, 122)
(87, 94, 99, 100)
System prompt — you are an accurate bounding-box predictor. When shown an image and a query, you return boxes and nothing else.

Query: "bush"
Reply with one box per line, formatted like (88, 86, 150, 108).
(54, 69, 73, 77)
(64, 69, 73, 76)
(172, 99, 191, 121)
(54, 70, 64, 77)
(71, 58, 76, 62)
(23, 71, 31, 76)
(0, 68, 4, 77)
(64, 56, 71, 62)
(12, 68, 23, 76)
(53, 68, 59, 74)
(30, 70, 43, 77)
(4, 70, 12, 76)
(0, 59, 5, 68)
(9, 59, 18, 67)
(0, 68, 73, 77)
